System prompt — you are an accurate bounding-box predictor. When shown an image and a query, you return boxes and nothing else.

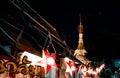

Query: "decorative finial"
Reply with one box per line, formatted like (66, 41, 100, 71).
(78, 13, 83, 33)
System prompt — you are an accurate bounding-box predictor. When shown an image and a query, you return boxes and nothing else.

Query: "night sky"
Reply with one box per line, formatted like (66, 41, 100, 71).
(24, 0, 120, 61)
(1, 0, 120, 61)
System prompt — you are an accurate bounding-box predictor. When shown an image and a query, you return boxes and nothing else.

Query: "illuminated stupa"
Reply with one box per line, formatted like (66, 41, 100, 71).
(74, 18, 91, 65)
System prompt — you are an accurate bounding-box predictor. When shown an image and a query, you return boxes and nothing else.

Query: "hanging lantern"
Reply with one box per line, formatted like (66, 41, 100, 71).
(63, 57, 77, 76)
(37, 49, 57, 74)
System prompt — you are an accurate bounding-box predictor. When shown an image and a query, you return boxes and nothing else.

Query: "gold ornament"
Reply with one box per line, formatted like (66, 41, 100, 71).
(28, 65, 35, 75)
(5, 61, 17, 73)
(0, 60, 5, 73)
(17, 64, 29, 75)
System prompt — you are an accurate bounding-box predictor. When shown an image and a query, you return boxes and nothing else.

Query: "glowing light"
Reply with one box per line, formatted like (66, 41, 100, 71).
(47, 57, 55, 65)
(100, 64, 105, 69)
(37, 50, 57, 74)
(81, 66, 87, 76)
(96, 67, 100, 73)
(80, 63, 105, 76)
(6, 77, 12, 78)
(87, 67, 93, 74)
(93, 71, 97, 76)
(21, 51, 43, 65)
(71, 66, 76, 71)
(64, 57, 70, 62)
(96, 64, 105, 73)
(63, 58, 77, 76)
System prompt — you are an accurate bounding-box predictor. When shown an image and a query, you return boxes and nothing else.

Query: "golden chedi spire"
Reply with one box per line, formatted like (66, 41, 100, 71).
(74, 16, 91, 65)
(78, 19, 83, 33)
(77, 19, 84, 50)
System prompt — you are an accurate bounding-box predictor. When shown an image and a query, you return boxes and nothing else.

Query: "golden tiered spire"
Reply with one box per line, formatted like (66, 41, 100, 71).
(77, 18, 84, 50)
(78, 17, 83, 33)
(74, 16, 90, 65)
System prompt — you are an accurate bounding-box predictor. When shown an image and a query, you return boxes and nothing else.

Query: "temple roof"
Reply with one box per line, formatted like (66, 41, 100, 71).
(0, 0, 71, 58)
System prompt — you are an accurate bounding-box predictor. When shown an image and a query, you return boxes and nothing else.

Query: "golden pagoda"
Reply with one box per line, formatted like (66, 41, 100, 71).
(74, 18, 91, 65)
